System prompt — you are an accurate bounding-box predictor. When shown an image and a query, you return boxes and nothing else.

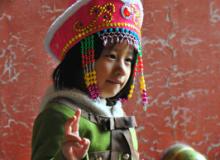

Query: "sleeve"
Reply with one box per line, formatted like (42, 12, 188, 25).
(31, 105, 70, 160)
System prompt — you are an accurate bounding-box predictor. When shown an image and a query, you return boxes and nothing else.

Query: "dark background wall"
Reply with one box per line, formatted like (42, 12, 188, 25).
(0, 0, 220, 159)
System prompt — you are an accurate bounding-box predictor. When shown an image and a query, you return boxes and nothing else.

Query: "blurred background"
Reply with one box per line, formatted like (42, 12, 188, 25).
(0, 0, 220, 159)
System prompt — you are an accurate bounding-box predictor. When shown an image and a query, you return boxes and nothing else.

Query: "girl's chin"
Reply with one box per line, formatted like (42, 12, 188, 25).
(99, 91, 119, 99)
(98, 86, 122, 98)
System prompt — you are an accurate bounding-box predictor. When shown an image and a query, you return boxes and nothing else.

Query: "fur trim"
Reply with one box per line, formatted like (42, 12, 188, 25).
(40, 86, 125, 117)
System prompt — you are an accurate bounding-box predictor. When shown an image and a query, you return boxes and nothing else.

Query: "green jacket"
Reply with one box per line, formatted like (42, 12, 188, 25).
(32, 88, 139, 160)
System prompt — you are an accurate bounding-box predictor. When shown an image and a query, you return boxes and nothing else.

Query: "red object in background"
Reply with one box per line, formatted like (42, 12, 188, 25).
(1, 0, 220, 160)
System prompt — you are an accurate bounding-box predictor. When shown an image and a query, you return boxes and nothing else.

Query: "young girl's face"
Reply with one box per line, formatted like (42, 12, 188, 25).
(95, 41, 134, 98)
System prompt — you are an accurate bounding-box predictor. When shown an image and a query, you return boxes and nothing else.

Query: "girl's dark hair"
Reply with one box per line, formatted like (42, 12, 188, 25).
(52, 34, 137, 106)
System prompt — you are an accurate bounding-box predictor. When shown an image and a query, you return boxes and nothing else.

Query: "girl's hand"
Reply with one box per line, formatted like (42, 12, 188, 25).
(62, 109, 90, 160)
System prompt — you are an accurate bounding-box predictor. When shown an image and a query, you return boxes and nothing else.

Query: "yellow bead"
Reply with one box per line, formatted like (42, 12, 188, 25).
(140, 85, 146, 90)
(140, 82, 144, 86)
(128, 94, 132, 98)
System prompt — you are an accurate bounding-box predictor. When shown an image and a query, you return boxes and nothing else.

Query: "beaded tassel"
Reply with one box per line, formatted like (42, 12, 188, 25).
(81, 35, 99, 99)
(121, 44, 148, 111)
(121, 65, 136, 103)
(127, 61, 137, 100)
(137, 45, 149, 111)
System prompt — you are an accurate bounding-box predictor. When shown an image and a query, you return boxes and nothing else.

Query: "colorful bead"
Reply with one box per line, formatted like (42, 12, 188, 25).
(121, 4, 133, 20)
(124, 7, 131, 16)
(81, 35, 99, 100)
(97, 27, 140, 50)
(135, 46, 149, 110)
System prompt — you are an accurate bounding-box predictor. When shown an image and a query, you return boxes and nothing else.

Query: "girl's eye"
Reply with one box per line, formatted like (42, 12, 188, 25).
(109, 54, 116, 59)
(106, 53, 116, 59)
(125, 57, 133, 63)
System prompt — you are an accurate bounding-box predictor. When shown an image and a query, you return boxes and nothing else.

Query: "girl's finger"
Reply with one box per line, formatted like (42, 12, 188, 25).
(62, 137, 90, 159)
(64, 116, 76, 136)
(80, 138, 90, 152)
(62, 141, 82, 159)
(65, 134, 82, 142)
(71, 109, 81, 133)
(63, 139, 82, 149)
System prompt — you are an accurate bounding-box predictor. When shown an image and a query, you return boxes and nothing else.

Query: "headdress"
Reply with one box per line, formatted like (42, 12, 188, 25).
(45, 0, 149, 110)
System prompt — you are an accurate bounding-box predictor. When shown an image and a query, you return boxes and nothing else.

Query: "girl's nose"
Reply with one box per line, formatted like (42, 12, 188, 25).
(114, 60, 127, 76)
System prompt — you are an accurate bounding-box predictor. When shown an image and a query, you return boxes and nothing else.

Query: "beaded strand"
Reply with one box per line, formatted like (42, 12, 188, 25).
(81, 35, 99, 99)
(137, 46, 149, 110)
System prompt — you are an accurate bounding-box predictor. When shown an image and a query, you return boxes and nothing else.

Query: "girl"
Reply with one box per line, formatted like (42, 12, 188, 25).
(32, 0, 148, 159)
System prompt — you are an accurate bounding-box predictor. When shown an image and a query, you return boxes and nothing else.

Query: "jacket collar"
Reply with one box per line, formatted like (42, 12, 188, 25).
(40, 86, 125, 117)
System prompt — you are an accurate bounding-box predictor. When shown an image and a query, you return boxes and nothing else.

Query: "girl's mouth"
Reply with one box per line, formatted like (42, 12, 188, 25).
(107, 80, 123, 85)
